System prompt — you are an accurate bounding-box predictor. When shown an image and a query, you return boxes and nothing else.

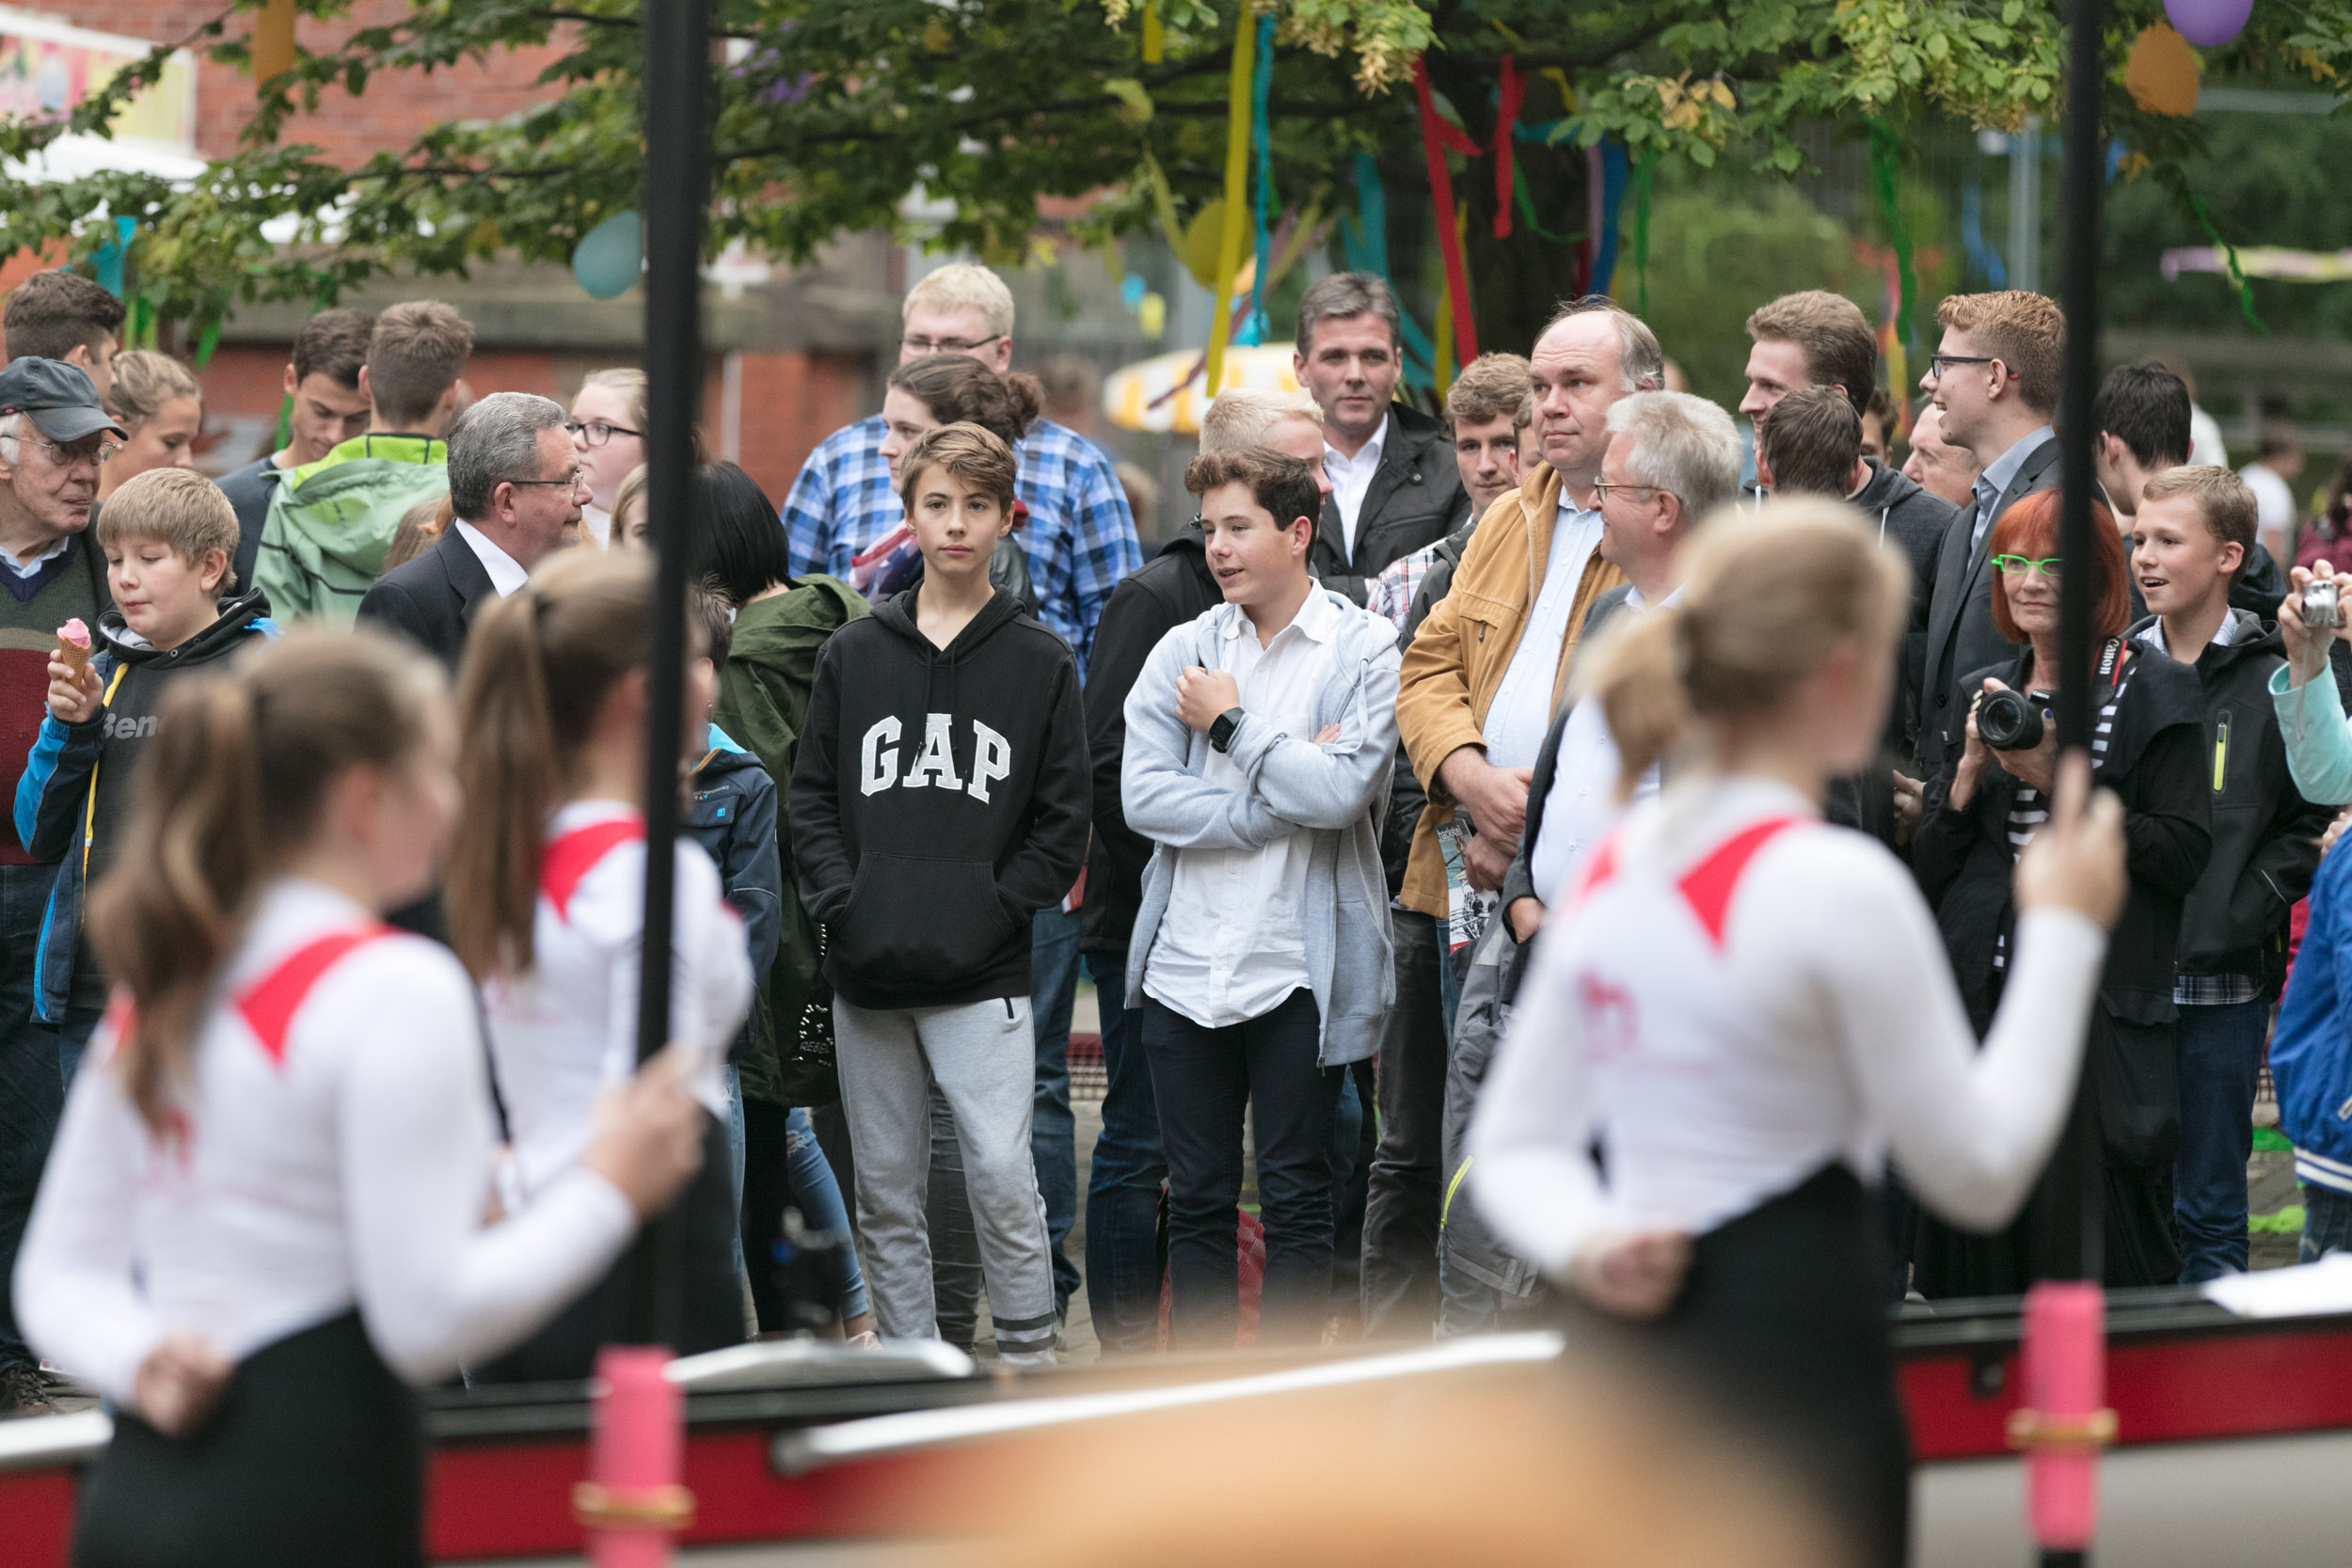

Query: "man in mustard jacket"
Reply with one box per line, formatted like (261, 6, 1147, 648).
(1361, 295, 1660, 1338)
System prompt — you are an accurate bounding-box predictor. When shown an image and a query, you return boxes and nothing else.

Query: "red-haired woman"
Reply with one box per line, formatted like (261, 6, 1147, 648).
(1911, 490, 2211, 1293)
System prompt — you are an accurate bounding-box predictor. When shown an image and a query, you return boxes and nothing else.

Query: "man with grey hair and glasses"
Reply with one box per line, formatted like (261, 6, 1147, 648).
(1368, 296, 1661, 1339)
(1293, 272, 1467, 603)
(0, 356, 124, 1415)
(358, 390, 585, 669)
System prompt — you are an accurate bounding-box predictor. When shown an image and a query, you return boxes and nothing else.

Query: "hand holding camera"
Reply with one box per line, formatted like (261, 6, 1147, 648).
(2282, 562, 2342, 689)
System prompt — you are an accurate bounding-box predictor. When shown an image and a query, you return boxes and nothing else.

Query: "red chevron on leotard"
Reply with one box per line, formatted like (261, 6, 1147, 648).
(540, 818, 645, 921)
(1676, 817, 1804, 949)
(235, 927, 393, 1068)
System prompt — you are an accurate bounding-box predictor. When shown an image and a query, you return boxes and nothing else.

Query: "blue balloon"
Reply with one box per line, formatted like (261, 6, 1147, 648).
(2165, 0, 2252, 47)
(571, 210, 642, 300)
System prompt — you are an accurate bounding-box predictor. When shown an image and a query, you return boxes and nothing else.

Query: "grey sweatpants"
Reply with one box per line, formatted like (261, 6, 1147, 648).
(834, 995, 1057, 1364)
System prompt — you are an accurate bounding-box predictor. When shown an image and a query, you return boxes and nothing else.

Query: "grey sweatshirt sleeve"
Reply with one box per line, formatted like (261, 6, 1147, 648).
(1222, 624, 1402, 831)
(1120, 626, 1290, 851)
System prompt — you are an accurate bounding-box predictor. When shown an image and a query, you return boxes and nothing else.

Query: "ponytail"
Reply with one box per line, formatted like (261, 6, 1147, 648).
(446, 548, 655, 980)
(87, 631, 442, 1132)
(1581, 498, 1911, 797)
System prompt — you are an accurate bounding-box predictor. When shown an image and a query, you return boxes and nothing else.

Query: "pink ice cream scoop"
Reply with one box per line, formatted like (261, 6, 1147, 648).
(55, 618, 91, 672)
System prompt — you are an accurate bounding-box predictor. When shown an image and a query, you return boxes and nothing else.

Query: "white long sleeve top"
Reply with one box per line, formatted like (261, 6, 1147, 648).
(14, 879, 640, 1404)
(1470, 775, 2109, 1277)
(483, 800, 752, 1203)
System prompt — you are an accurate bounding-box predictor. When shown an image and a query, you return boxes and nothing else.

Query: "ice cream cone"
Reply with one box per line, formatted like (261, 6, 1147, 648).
(55, 618, 91, 676)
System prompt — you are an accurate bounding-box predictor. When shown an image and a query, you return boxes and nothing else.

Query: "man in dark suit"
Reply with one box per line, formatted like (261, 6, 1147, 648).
(358, 390, 586, 668)
(1293, 273, 1469, 604)
(1914, 291, 2066, 774)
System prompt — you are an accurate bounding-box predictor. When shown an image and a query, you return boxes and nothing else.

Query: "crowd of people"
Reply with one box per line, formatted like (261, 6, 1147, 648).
(6, 249, 2352, 1561)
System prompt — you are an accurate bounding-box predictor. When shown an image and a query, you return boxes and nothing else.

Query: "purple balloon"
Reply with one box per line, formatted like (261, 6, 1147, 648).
(2165, 0, 2253, 47)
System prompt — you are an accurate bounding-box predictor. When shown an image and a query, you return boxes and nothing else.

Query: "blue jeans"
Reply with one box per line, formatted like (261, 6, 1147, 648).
(2173, 998, 2271, 1283)
(1030, 905, 1082, 1315)
(2302, 1180, 2352, 1263)
(0, 860, 62, 1372)
(786, 1106, 869, 1323)
(1082, 951, 1166, 1354)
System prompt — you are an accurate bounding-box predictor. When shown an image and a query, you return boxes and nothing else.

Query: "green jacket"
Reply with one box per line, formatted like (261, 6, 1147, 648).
(254, 433, 450, 626)
(712, 574, 868, 1105)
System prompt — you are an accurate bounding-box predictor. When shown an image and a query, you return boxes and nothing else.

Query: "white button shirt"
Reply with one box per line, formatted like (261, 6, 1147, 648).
(1144, 589, 1344, 1028)
(1323, 414, 1390, 564)
(1479, 499, 1604, 771)
(454, 518, 530, 598)
(1526, 585, 1674, 904)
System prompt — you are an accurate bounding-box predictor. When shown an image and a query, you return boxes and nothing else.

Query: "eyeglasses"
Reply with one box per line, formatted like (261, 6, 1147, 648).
(1991, 554, 2062, 579)
(508, 467, 589, 492)
(1589, 480, 1663, 502)
(564, 419, 641, 448)
(23, 437, 119, 467)
(901, 334, 1005, 356)
(1926, 354, 2021, 382)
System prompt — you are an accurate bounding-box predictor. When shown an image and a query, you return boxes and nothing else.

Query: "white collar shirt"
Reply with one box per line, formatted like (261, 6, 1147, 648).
(1323, 413, 1390, 564)
(0, 533, 70, 578)
(1526, 584, 1675, 904)
(453, 518, 530, 598)
(1479, 498, 1606, 773)
(1144, 590, 1345, 1028)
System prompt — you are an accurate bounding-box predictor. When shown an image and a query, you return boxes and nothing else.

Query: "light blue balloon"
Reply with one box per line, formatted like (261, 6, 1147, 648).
(571, 210, 643, 300)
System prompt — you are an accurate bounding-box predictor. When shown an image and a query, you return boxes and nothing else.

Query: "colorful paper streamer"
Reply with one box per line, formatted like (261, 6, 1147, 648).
(1202, 5, 1256, 400)
(1413, 56, 1479, 365)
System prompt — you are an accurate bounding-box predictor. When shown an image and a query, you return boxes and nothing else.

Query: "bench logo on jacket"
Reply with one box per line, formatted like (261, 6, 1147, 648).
(859, 713, 1013, 802)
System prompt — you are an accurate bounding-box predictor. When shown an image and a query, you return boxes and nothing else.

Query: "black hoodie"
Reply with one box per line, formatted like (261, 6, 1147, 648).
(789, 585, 1089, 1010)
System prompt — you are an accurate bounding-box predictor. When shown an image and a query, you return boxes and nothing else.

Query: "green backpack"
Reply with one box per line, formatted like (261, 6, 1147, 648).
(711, 574, 868, 1107)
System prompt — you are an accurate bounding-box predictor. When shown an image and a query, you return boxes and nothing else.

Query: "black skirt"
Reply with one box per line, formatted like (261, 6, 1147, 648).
(1574, 1164, 1913, 1568)
(72, 1310, 423, 1568)
(472, 1112, 742, 1384)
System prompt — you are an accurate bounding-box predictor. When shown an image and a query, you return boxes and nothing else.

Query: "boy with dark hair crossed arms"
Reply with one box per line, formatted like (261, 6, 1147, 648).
(1121, 445, 1400, 1349)
(2130, 464, 2334, 1282)
(16, 467, 278, 1065)
(791, 421, 1089, 1367)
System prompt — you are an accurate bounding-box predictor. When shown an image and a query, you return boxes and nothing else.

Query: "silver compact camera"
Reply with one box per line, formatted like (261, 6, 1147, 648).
(2306, 578, 2343, 631)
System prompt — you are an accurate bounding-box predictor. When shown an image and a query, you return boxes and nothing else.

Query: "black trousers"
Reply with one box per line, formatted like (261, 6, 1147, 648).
(73, 1311, 423, 1568)
(1141, 989, 1343, 1351)
(474, 1113, 740, 1383)
(1581, 1165, 1912, 1568)
(1360, 908, 1449, 1338)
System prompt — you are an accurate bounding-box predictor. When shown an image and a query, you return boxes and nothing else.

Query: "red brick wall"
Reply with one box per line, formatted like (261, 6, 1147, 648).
(727, 351, 871, 506)
(48, 1, 569, 165)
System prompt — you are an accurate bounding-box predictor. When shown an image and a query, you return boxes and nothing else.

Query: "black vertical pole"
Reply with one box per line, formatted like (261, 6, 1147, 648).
(627, 0, 709, 1349)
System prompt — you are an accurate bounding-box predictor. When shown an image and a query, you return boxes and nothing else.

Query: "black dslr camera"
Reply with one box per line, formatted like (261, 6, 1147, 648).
(1977, 688, 2052, 752)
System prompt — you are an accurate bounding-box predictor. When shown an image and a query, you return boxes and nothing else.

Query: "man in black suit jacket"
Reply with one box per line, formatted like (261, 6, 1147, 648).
(1914, 292, 2066, 774)
(1293, 273, 1469, 604)
(358, 390, 585, 668)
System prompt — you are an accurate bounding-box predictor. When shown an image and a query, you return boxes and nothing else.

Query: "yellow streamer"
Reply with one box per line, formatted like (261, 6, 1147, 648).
(1202, 8, 1255, 401)
(1142, 3, 1163, 64)
(253, 0, 296, 89)
(1433, 292, 1454, 404)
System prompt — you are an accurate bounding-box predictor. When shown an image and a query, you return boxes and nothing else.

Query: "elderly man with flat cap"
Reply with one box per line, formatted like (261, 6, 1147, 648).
(0, 356, 124, 1415)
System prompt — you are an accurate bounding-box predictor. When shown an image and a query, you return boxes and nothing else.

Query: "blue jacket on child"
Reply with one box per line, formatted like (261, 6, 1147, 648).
(14, 590, 277, 1024)
(2271, 834, 2352, 1201)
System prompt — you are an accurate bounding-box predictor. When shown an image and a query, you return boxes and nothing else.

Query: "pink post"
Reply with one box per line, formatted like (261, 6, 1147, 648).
(2011, 1280, 2112, 1552)
(575, 1344, 693, 1568)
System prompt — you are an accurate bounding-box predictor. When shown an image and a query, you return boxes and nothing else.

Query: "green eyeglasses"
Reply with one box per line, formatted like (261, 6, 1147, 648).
(1991, 554, 2062, 579)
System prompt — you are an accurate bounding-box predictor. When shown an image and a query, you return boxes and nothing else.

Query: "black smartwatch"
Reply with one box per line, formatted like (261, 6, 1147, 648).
(1208, 707, 1245, 753)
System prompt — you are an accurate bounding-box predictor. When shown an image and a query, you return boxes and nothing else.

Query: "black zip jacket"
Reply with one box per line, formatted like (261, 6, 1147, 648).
(1312, 403, 1470, 606)
(789, 586, 1089, 1010)
(1914, 643, 2212, 1033)
(1852, 457, 1955, 762)
(1080, 533, 1218, 955)
(2126, 610, 2334, 992)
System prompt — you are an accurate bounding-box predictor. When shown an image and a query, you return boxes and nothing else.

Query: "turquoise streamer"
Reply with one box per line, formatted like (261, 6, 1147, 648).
(1342, 150, 1438, 390)
(1241, 13, 1276, 345)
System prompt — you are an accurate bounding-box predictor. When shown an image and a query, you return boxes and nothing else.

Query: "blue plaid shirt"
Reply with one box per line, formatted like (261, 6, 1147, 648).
(781, 415, 1140, 667)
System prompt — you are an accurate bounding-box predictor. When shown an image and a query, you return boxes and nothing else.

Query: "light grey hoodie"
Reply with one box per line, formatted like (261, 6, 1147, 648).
(1120, 588, 1401, 1066)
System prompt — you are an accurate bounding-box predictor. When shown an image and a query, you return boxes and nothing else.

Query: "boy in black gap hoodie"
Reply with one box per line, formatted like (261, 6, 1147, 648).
(2129, 464, 2335, 1283)
(791, 421, 1089, 1367)
(14, 468, 276, 1069)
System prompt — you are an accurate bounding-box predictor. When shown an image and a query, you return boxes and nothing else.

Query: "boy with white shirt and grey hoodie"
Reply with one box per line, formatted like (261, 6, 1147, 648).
(1121, 445, 1400, 1349)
